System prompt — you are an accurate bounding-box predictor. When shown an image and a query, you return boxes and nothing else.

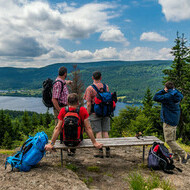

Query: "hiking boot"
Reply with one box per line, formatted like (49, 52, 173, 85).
(182, 153, 190, 164)
(105, 147, 111, 158)
(94, 148, 104, 158)
(172, 154, 180, 161)
(67, 149, 76, 157)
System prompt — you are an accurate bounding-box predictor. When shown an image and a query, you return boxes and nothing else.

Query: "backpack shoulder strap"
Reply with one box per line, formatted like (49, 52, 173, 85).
(65, 106, 80, 114)
(103, 83, 107, 92)
(75, 107, 80, 114)
(91, 84, 100, 93)
(53, 80, 66, 93)
(65, 106, 69, 113)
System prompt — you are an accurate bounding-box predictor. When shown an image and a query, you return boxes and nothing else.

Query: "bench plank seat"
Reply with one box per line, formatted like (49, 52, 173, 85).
(53, 136, 163, 149)
(51, 136, 164, 166)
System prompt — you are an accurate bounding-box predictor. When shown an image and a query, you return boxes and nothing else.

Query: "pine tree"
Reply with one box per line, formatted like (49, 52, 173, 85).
(43, 111, 52, 128)
(5, 114, 13, 139)
(39, 114, 44, 126)
(163, 32, 188, 92)
(32, 113, 39, 127)
(142, 88, 153, 117)
(0, 110, 6, 146)
(70, 65, 85, 106)
(162, 32, 190, 144)
(21, 111, 31, 135)
(2, 131, 12, 149)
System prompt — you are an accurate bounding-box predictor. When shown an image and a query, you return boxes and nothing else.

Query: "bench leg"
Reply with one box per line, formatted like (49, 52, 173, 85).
(61, 149, 63, 167)
(142, 145, 145, 163)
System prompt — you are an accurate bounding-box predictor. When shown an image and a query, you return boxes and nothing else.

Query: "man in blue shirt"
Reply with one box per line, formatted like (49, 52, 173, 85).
(153, 81, 189, 164)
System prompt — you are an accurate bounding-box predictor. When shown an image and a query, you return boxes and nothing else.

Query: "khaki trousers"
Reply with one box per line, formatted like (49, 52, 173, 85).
(53, 106, 65, 126)
(163, 123, 186, 159)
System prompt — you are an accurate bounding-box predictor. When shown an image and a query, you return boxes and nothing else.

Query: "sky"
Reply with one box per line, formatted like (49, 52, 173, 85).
(0, 0, 190, 68)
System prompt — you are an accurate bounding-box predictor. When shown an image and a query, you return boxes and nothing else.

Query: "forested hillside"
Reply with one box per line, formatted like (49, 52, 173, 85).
(0, 60, 172, 102)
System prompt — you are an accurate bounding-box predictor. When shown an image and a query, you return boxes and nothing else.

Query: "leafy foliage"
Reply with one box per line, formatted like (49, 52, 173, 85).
(0, 109, 54, 149)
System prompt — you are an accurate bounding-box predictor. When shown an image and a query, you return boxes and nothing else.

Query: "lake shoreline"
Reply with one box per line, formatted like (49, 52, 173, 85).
(0, 94, 142, 104)
(0, 96, 142, 116)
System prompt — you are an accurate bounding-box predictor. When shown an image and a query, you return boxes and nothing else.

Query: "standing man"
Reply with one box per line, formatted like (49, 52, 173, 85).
(52, 66, 72, 126)
(153, 81, 189, 163)
(84, 71, 111, 158)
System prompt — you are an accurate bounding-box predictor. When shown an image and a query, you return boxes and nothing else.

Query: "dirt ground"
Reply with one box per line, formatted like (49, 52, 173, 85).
(0, 146, 190, 190)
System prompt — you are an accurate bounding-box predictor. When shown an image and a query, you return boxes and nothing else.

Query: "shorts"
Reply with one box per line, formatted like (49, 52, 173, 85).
(89, 114, 110, 133)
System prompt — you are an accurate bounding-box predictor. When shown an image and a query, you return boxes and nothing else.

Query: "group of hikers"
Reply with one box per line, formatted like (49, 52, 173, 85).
(45, 66, 190, 163)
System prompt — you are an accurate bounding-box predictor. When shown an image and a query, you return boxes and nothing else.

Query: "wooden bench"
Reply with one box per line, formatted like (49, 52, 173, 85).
(52, 136, 164, 166)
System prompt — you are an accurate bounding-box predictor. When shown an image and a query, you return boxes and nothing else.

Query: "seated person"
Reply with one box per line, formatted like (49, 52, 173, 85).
(45, 93, 103, 155)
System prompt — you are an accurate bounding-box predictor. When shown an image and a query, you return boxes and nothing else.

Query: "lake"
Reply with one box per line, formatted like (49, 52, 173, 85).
(0, 96, 142, 116)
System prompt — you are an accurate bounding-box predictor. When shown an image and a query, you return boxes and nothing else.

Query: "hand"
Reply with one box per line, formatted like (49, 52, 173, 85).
(45, 143, 54, 152)
(66, 80, 73, 85)
(164, 87, 168, 92)
(93, 141, 103, 149)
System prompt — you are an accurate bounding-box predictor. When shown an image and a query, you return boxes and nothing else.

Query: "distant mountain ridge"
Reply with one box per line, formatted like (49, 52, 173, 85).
(0, 60, 172, 101)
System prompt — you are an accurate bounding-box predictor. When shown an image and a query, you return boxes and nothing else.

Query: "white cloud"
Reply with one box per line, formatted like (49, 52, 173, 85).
(158, 0, 190, 21)
(94, 47, 119, 60)
(119, 47, 172, 61)
(0, 0, 120, 64)
(0, 46, 172, 68)
(124, 19, 131, 22)
(140, 32, 168, 42)
(100, 29, 129, 46)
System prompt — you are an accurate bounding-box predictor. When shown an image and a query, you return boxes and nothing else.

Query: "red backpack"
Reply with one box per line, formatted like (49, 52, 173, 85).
(62, 107, 83, 147)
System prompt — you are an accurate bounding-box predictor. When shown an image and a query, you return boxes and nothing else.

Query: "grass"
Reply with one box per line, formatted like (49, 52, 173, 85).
(65, 163, 78, 172)
(164, 141, 190, 154)
(87, 166, 100, 172)
(0, 149, 16, 155)
(126, 171, 174, 190)
(177, 140, 190, 153)
(83, 176, 93, 185)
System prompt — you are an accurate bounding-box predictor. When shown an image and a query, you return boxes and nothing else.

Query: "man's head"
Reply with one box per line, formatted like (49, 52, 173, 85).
(92, 71, 102, 81)
(68, 93, 79, 106)
(59, 67, 67, 78)
(165, 81, 175, 90)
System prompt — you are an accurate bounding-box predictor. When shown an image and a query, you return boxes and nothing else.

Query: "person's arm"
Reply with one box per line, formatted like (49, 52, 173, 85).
(153, 89, 170, 103)
(86, 102, 91, 115)
(84, 118, 103, 149)
(52, 98, 61, 112)
(45, 119, 63, 151)
(65, 80, 73, 85)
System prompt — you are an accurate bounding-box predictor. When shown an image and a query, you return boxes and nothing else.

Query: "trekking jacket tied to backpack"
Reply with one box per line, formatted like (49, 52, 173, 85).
(42, 78, 65, 108)
(91, 84, 116, 117)
(5, 131, 48, 172)
(148, 142, 182, 174)
(62, 107, 83, 147)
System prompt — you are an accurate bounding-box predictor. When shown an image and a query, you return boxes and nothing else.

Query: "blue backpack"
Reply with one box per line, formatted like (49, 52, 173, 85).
(5, 131, 48, 172)
(91, 84, 115, 117)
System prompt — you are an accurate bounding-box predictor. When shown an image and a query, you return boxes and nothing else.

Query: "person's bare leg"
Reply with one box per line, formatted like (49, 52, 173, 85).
(102, 132, 110, 157)
(94, 132, 103, 158)
(96, 132, 102, 138)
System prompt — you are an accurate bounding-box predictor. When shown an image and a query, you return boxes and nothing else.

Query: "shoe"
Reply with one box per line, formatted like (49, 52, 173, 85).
(106, 147, 111, 158)
(182, 153, 190, 164)
(94, 148, 104, 158)
(67, 149, 76, 157)
(172, 154, 180, 161)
